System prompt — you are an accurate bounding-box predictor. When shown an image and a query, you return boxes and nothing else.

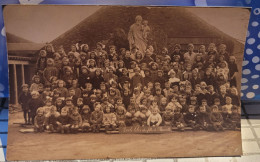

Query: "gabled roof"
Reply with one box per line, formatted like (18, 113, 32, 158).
(51, 6, 244, 54)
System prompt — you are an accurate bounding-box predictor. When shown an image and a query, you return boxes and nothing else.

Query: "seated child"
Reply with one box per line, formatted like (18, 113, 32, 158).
(230, 106, 241, 130)
(56, 109, 71, 134)
(116, 106, 127, 127)
(184, 105, 199, 130)
(103, 106, 117, 131)
(90, 103, 103, 133)
(162, 106, 174, 126)
(125, 106, 139, 126)
(34, 109, 45, 132)
(147, 108, 162, 127)
(222, 96, 233, 115)
(70, 107, 82, 133)
(45, 106, 60, 132)
(210, 105, 224, 131)
(81, 105, 91, 132)
(196, 106, 210, 130)
(173, 107, 186, 131)
(138, 105, 151, 126)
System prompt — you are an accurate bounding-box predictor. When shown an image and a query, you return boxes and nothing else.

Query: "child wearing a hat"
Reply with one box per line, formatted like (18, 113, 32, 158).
(19, 84, 31, 124)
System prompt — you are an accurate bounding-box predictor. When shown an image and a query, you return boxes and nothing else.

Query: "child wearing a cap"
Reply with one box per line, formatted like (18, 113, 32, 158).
(19, 84, 31, 124)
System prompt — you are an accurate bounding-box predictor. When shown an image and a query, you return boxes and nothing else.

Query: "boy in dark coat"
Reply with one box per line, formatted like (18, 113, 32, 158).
(18, 84, 31, 124)
(45, 106, 60, 132)
(27, 91, 45, 125)
(196, 105, 211, 130)
(184, 105, 199, 130)
(173, 107, 186, 131)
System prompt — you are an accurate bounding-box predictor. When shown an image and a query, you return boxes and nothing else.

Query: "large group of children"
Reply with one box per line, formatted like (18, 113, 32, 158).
(18, 39, 241, 133)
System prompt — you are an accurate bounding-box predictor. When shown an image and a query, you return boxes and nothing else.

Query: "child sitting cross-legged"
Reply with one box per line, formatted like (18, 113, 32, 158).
(90, 103, 103, 133)
(81, 105, 91, 132)
(147, 107, 162, 127)
(56, 109, 71, 134)
(70, 107, 82, 133)
(103, 105, 117, 132)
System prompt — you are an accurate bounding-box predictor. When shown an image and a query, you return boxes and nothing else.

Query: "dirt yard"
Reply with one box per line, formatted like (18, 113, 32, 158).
(7, 112, 242, 161)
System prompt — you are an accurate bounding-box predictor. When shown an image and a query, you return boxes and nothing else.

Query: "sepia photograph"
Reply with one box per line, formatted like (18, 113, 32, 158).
(3, 5, 250, 160)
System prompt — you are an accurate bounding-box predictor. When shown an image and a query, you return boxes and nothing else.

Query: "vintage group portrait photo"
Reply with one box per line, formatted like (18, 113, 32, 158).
(3, 5, 250, 160)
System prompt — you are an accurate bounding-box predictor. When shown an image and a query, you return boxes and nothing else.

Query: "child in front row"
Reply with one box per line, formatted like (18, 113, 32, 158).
(70, 107, 82, 133)
(210, 105, 224, 131)
(56, 109, 71, 134)
(81, 105, 91, 132)
(34, 109, 45, 132)
(90, 103, 103, 133)
(103, 106, 117, 131)
(147, 108, 162, 127)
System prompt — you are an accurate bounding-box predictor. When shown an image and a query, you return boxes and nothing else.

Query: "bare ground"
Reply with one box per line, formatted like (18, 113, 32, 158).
(7, 112, 242, 161)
